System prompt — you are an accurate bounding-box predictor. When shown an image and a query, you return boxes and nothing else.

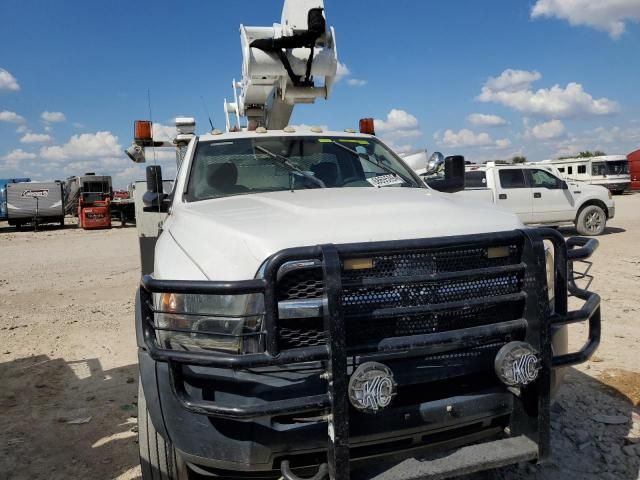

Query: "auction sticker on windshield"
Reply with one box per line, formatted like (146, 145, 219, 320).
(367, 175, 404, 187)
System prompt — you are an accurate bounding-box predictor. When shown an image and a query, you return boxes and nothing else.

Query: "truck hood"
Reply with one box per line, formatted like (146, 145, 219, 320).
(168, 188, 523, 280)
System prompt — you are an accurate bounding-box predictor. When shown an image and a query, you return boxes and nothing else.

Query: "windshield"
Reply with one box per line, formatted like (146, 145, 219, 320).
(185, 136, 421, 201)
(606, 160, 629, 175)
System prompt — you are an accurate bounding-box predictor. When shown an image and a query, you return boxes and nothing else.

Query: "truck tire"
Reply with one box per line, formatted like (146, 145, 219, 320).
(138, 380, 189, 480)
(575, 204, 606, 236)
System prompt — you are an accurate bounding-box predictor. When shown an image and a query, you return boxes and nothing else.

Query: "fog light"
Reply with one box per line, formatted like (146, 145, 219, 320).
(494, 342, 541, 387)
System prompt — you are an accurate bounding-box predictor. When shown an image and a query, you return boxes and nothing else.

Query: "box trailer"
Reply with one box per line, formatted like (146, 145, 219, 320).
(6, 181, 65, 229)
(629, 149, 640, 190)
(0, 178, 31, 220)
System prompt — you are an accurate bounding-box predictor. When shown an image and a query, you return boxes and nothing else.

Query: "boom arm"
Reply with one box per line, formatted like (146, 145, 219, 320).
(225, 0, 338, 131)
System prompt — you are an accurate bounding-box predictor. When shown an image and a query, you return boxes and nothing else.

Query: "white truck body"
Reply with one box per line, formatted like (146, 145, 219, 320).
(456, 163, 614, 235)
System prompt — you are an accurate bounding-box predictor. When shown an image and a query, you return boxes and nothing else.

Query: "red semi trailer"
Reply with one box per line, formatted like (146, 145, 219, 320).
(629, 149, 640, 190)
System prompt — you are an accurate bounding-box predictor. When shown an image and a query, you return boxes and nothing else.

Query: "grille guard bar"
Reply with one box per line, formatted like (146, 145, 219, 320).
(138, 229, 600, 479)
(139, 229, 599, 372)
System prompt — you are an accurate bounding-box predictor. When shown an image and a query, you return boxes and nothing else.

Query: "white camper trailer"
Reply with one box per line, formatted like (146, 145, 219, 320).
(542, 155, 630, 194)
(6, 181, 65, 229)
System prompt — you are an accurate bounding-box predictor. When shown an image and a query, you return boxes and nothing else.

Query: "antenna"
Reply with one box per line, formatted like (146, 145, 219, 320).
(147, 89, 162, 217)
(200, 95, 215, 131)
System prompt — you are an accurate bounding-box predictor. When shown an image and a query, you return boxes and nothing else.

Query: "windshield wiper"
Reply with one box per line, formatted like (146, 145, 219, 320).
(254, 145, 326, 189)
(330, 141, 416, 187)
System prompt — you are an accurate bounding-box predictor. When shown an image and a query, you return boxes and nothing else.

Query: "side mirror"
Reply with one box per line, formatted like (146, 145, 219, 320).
(425, 155, 465, 193)
(143, 165, 170, 212)
(561, 180, 569, 190)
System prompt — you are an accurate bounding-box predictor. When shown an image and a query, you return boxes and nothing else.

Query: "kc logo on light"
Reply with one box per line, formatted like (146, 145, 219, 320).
(348, 362, 396, 413)
(511, 353, 539, 385)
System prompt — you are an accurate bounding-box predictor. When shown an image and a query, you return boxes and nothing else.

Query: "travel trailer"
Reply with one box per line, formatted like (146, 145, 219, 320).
(541, 155, 630, 194)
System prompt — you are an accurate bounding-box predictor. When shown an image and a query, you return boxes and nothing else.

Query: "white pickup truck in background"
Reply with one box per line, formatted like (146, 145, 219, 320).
(458, 162, 615, 236)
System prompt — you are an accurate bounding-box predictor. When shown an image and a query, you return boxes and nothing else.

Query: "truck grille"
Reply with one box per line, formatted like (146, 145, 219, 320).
(276, 241, 525, 352)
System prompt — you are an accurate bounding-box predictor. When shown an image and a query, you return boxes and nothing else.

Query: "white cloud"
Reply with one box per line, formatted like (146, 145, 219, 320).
(543, 124, 640, 159)
(0, 68, 20, 91)
(439, 129, 493, 147)
(0, 110, 25, 123)
(590, 125, 640, 144)
(16, 125, 29, 133)
(335, 62, 351, 82)
(467, 113, 507, 127)
(20, 132, 52, 144)
(526, 119, 566, 140)
(40, 131, 121, 160)
(532, 0, 640, 39)
(152, 123, 177, 141)
(374, 109, 423, 152)
(435, 129, 511, 149)
(41, 111, 66, 123)
(346, 78, 367, 87)
(477, 69, 619, 118)
(375, 109, 420, 132)
(485, 69, 541, 92)
(335, 62, 367, 87)
(2, 149, 36, 162)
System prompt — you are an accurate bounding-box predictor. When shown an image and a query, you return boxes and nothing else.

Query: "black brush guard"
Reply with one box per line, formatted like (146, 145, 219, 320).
(138, 228, 600, 480)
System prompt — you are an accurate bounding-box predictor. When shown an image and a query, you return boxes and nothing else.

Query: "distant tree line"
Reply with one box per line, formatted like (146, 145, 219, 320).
(477, 150, 607, 165)
(558, 151, 606, 160)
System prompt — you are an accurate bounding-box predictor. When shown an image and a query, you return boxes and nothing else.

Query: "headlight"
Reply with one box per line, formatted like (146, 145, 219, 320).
(155, 293, 264, 354)
(544, 244, 555, 310)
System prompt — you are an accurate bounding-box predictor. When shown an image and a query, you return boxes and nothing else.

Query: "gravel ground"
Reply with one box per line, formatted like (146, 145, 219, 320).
(0, 194, 639, 480)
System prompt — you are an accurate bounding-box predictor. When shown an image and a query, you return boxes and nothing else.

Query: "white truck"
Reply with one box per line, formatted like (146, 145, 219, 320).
(456, 162, 614, 236)
(127, 2, 602, 480)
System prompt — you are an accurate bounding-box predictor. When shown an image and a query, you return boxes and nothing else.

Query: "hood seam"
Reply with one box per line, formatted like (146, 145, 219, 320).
(169, 228, 211, 280)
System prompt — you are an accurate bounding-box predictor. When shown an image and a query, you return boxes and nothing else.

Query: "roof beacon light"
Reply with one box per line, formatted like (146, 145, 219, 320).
(134, 120, 153, 143)
(359, 118, 375, 135)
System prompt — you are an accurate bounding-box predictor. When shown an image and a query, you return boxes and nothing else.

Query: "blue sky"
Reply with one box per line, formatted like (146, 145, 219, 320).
(1, 0, 639, 187)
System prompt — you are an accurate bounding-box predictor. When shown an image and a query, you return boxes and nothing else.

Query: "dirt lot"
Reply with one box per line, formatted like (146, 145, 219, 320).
(1, 194, 639, 480)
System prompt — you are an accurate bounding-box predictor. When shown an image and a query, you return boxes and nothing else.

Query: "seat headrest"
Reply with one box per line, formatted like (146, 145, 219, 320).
(311, 162, 338, 187)
(207, 162, 238, 190)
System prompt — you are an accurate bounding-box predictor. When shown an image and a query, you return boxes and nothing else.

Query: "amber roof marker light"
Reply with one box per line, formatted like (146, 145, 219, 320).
(359, 118, 375, 135)
(134, 120, 153, 144)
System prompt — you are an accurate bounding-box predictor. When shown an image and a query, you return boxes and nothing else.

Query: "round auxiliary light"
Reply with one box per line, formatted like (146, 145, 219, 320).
(348, 362, 396, 413)
(283, 126, 296, 133)
(494, 342, 541, 387)
(255, 127, 267, 134)
(310, 126, 323, 133)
